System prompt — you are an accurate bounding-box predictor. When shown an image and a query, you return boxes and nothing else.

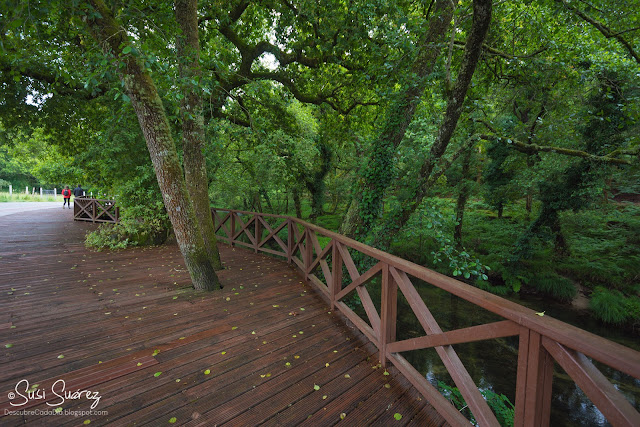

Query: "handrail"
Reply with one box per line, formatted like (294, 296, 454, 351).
(212, 208, 640, 426)
(74, 197, 119, 223)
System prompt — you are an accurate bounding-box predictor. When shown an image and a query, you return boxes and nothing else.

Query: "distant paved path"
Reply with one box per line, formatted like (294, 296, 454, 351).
(0, 202, 66, 217)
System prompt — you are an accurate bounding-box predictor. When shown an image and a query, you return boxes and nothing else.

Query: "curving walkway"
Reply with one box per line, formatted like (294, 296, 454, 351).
(0, 208, 446, 426)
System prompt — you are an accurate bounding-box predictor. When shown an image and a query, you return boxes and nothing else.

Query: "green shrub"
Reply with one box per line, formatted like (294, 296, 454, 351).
(85, 217, 169, 250)
(438, 381, 515, 427)
(590, 287, 630, 325)
(531, 272, 577, 302)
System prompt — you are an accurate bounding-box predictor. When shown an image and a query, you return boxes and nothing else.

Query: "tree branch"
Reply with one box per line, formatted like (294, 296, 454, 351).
(479, 134, 634, 165)
(0, 56, 106, 100)
(453, 40, 548, 59)
(556, 0, 640, 64)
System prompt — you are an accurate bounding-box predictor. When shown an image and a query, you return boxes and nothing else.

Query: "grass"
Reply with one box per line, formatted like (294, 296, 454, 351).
(0, 191, 64, 202)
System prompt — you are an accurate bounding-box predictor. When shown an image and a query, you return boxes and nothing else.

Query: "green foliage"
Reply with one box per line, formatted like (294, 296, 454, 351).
(530, 271, 577, 302)
(438, 381, 515, 427)
(483, 141, 520, 218)
(590, 287, 640, 325)
(85, 217, 168, 251)
(399, 198, 490, 282)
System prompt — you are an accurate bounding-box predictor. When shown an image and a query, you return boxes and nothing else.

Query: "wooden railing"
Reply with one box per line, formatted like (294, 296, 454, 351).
(74, 197, 119, 223)
(211, 208, 640, 427)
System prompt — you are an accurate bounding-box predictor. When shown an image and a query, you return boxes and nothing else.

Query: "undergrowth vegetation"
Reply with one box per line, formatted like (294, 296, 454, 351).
(391, 198, 640, 329)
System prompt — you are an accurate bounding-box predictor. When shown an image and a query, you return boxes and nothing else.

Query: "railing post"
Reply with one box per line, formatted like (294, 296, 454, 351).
(330, 241, 343, 310)
(514, 328, 554, 427)
(287, 218, 293, 264)
(379, 264, 397, 368)
(254, 214, 261, 253)
(304, 227, 312, 282)
(230, 211, 236, 247)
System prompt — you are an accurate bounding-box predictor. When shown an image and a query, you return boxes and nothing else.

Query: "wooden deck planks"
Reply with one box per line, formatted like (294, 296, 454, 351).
(0, 208, 447, 426)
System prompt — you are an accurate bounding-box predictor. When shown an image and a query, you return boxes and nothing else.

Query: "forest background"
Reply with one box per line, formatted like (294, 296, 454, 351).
(1, 0, 639, 331)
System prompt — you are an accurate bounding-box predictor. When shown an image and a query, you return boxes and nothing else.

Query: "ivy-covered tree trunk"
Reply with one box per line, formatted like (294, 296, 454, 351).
(292, 188, 302, 219)
(85, 0, 221, 290)
(454, 148, 473, 248)
(306, 141, 332, 219)
(175, 0, 223, 270)
(372, 0, 493, 250)
(339, 0, 454, 239)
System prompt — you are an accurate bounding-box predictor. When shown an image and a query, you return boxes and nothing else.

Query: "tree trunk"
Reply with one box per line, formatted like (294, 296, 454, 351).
(260, 188, 274, 212)
(307, 142, 332, 219)
(339, 0, 455, 239)
(175, 0, 222, 270)
(85, 0, 220, 290)
(372, 0, 493, 251)
(525, 193, 532, 218)
(292, 188, 302, 219)
(454, 148, 473, 248)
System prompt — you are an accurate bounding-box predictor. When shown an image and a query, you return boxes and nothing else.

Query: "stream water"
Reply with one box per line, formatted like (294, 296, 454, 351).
(354, 277, 640, 426)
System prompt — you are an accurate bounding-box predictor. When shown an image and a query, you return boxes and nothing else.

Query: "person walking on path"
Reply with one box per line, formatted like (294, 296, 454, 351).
(73, 185, 84, 198)
(62, 186, 72, 209)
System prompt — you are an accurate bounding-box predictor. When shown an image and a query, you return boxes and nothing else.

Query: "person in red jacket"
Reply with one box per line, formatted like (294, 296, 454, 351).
(62, 186, 72, 209)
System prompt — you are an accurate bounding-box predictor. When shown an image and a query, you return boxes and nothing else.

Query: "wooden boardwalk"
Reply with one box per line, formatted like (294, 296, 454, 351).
(0, 208, 447, 426)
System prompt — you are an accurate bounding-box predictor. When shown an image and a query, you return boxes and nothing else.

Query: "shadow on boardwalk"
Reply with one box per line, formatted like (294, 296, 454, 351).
(0, 208, 446, 426)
